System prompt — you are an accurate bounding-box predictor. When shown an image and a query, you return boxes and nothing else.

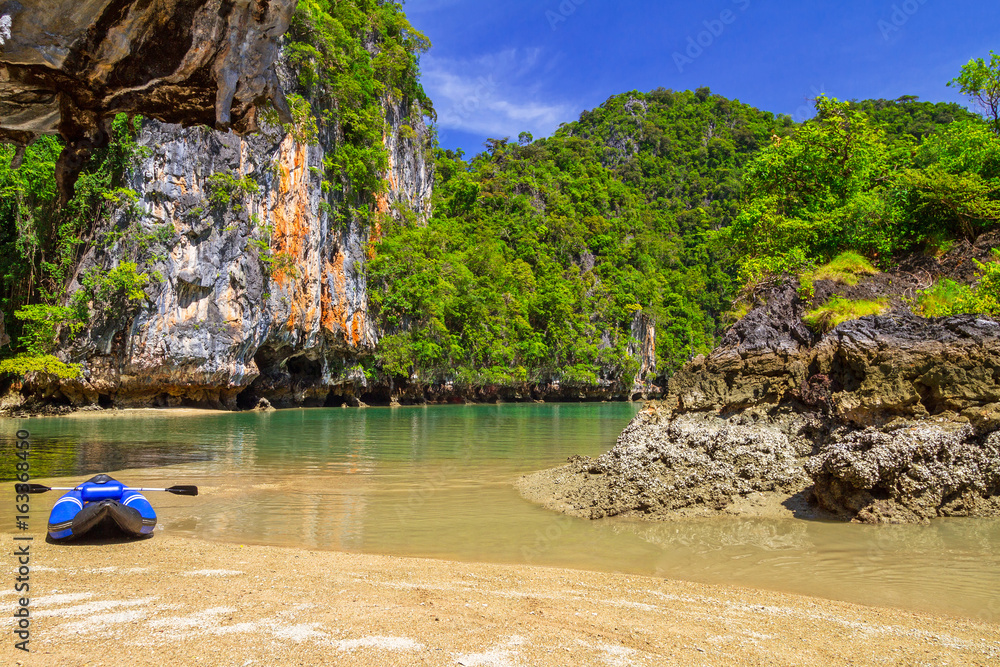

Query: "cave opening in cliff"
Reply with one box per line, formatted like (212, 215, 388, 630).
(285, 354, 323, 378)
(323, 391, 346, 408)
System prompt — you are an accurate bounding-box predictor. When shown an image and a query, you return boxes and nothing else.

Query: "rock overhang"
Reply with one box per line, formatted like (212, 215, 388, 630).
(0, 0, 295, 198)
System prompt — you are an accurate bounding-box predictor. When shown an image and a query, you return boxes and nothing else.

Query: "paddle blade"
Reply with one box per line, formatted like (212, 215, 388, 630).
(166, 485, 198, 496)
(17, 483, 52, 494)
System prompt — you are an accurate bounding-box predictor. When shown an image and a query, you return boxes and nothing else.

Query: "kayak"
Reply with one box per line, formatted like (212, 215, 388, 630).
(47, 474, 157, 540)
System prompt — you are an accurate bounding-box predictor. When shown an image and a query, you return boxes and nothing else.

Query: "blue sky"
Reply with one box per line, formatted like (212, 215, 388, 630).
(404, 0, 1000, 155)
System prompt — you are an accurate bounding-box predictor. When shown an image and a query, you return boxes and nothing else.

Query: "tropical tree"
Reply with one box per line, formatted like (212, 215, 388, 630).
(949, 51, 1000, 134)
(725, 96, 897, 280)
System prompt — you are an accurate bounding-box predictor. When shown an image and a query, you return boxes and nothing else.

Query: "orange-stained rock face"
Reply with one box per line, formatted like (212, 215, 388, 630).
(44, 96, 433, 409)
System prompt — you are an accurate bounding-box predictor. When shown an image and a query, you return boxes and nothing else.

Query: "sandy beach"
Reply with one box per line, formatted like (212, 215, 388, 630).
(2, 532, 998, 666)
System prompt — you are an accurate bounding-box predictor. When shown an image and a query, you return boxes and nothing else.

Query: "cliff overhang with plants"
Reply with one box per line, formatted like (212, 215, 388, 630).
(0, 0, 438, 413)
(0, 0, 298, 201)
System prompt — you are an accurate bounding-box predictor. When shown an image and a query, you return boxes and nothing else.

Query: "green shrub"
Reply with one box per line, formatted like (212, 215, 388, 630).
(12, 304, 86, 355)
(914, 278, 972, 317)
(0, 354, 81, 380)
(261, 94, 319, 144)
(809, 252, 879, 285)
(72, 262, 150, 322)
(724, 300, 754, 325)
(804, 297, 888, 333)
(914, 252, 1000, 317)
(962, 257, 1000, 315)
(205, 172, 259, 210)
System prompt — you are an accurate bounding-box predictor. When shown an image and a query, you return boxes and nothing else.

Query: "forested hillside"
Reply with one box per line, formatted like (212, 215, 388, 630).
(369, 90, 981, 393)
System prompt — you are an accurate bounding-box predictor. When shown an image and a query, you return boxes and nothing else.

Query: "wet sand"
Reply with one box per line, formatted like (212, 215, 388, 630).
(2, 531, 998, 666)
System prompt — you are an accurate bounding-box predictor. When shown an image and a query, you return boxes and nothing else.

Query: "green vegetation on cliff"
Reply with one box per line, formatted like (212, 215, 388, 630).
(725, 96, 1000, 283)
(370, 89, 789, 388)
(916, 254, 1000, 318)
(285, 0, 433, 205)
(719, 54, 1000, 331)
(727, 55, 1000, 291)
(0, 115, 151, 373)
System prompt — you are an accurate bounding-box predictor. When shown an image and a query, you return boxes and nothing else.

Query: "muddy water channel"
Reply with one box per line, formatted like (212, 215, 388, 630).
(4, 403, 999, 622)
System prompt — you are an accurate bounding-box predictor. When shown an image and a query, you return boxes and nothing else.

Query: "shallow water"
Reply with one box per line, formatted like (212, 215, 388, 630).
(3, 403, 999, 622)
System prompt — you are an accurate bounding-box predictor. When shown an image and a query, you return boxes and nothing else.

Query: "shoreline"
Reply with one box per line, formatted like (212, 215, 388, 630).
(2, 531, 998, 666)
(516, 470, 839, 522)
(1, 399, 645, 420)
(0, 400, 645, 420)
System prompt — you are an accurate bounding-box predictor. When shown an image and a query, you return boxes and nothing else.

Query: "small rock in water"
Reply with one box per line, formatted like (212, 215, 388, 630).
(253, 398, 276, 413)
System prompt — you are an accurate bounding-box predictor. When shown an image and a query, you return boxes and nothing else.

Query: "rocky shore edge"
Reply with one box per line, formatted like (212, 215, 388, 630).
(0, 381, 659, 419)
(519, 243, 1000, 524)
(518, 402, 1000, 524)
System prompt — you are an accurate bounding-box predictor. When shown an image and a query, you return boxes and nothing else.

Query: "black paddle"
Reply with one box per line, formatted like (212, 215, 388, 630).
(18, 483, 199, 496)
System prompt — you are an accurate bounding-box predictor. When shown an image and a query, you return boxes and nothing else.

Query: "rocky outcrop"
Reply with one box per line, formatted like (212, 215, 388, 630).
(628, 311, 657, 395)
(521, 252, 1000, 523)
(806, 424, 1000, 523)
(381, 101, 434, 224)
(252, 397, 276, 413)
(0, 0, 295, 199)
(522, 396, 1000, 524)
(517, 406, 810, 520)
(671, 306, 1000, 428)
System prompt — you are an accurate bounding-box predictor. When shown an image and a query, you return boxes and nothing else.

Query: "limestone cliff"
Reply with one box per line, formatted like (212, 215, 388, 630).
(30, 98, 433, 410)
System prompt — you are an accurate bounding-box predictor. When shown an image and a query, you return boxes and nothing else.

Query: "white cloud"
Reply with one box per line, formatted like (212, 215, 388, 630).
(422, 48, 575, 140)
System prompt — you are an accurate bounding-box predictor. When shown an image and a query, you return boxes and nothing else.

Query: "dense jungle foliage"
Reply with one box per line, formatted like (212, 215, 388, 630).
(369, 89, 989, 389)
(284, 0, 433, 212)
(724, 95, 1000, 284)
(0, 115, 151, 379)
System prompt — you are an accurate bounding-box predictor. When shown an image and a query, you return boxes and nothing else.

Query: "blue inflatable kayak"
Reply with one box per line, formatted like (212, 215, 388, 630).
(48, 474, 157, 540)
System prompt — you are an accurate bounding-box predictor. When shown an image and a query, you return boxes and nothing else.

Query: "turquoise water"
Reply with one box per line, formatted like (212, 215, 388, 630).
(3, 403, 999, 622)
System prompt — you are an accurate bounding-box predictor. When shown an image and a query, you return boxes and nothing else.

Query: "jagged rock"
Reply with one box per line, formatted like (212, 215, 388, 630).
(0, 0, 295, 199)
(668, 296, 1000, 427)
(667, 284, 817, 414)
(522, 268, 1000, 524)
(252, 397, 275, 412)
(517, 404, 809, 520)
(806, 425, 1000, 523)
